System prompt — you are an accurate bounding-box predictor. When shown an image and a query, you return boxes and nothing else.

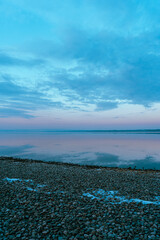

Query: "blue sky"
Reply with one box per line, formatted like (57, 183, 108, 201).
(0, 0, 160, 129)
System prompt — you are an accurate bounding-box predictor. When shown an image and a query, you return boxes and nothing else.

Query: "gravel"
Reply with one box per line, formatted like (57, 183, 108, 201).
(1, 158, 160, 239)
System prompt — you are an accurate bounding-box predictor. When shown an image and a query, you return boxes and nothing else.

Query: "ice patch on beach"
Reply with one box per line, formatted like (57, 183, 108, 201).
(83, 193, 98, 200)
(4, 177, 21, 182)
(3, 177, 47, 192)
(83, 189, 160, 205)
(4, 177, 33, 183)
(26, 187, 37, 192)
(37, 184, 46, 188)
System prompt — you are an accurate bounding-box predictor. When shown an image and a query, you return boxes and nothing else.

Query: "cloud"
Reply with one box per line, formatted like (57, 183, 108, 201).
(0, 75, 64, 118)
(1, 0, 160, 119)
(0, 108, 33, 119)
(0, 52, 45, 67)
(96, 102, 118, 111)
(7, 0, 160, 35)
(45, 29, 160, 109)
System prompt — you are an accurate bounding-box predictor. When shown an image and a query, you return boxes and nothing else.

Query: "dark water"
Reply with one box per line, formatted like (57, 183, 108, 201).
(0, 132, 160, 169)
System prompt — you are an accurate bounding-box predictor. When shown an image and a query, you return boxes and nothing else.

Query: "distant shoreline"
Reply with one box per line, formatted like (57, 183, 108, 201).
(0, 156, 159, 172)
(0, 129, 160, 134)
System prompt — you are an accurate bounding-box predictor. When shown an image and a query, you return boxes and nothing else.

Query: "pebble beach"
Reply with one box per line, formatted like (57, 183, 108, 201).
(1, 157, 160, 239)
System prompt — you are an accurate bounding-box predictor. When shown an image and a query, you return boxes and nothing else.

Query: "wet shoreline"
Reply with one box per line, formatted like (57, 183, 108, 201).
(0, 156, 160, 172)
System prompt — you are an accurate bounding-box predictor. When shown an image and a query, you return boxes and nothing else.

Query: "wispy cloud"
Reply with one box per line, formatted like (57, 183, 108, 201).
(0, 52, 45, 67)
(0, 74, 63, 118)
(0, 0, 160, 127)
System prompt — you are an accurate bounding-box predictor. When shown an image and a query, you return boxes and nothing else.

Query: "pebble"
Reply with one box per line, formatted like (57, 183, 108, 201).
(1, 158, 160, 239)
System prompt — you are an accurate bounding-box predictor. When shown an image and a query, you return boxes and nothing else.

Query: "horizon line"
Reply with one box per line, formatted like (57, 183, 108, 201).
(0, 129, 160, 132)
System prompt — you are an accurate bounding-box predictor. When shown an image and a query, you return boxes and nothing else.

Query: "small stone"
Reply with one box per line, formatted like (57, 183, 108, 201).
(16, 234, 21, 238)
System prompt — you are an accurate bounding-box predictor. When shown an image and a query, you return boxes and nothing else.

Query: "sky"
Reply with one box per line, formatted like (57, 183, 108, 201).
(0, 0, 160, 130)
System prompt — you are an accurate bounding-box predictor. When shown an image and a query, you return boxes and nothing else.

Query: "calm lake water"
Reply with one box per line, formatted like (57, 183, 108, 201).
(0, 132, 160, 169)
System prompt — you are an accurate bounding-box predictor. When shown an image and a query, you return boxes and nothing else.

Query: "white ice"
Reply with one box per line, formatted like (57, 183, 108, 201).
(37, 184, 46, 188)
(3, 177, 50, 194)
(83, 193, 98, 200)
(26, 187, 37, 192)
(83, 189, 160, 205)
(4, 177, 33, 183)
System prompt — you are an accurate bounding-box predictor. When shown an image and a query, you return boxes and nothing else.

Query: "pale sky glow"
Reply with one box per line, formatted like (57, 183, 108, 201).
(0, 0, 160, 129)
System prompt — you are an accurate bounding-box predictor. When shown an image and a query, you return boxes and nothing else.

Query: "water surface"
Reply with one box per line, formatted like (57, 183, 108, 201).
(0, 131, 160, 169)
